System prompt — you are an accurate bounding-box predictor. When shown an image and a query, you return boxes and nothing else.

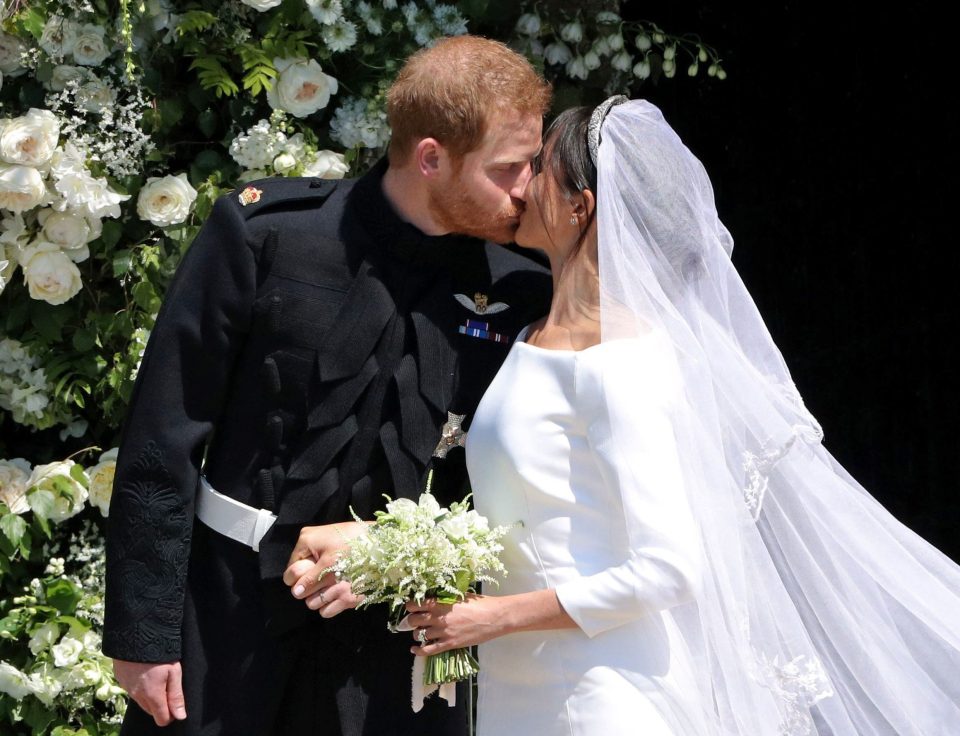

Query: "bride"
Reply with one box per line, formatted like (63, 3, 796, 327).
(290, 98, 960, 735)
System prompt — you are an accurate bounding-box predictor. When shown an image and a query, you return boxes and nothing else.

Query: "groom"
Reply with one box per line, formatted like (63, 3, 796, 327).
(102, 35, 552, 735)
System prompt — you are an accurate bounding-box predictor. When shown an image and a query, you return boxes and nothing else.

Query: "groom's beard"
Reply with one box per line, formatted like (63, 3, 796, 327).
(427, 183, 522, 244)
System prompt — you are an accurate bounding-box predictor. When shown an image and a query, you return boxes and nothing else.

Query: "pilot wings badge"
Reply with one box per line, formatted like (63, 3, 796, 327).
(454, 292, 510, 315)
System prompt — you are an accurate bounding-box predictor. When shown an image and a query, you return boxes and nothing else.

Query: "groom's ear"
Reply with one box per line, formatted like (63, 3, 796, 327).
(414, 138, 449, 180)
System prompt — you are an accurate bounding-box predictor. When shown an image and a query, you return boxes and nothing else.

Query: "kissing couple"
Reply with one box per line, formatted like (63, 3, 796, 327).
(104, 34, 960, 736)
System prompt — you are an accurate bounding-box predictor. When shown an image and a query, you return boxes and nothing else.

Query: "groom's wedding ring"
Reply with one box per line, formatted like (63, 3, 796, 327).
(417, 628, 428, 645)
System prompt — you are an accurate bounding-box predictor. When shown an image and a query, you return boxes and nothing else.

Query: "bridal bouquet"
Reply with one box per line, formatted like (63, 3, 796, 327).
(331, 486, 512, 701)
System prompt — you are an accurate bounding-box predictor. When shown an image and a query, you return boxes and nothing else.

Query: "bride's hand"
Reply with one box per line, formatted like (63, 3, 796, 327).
(404, 595, 507, 655)
(282, 522, 367, 616)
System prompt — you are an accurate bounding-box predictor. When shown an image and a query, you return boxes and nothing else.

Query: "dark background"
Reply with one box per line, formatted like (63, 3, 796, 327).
(617, 3, 959, 560)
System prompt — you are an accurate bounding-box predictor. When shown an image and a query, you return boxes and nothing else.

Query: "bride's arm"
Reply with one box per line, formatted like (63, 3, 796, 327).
(553, 349, 702, 638)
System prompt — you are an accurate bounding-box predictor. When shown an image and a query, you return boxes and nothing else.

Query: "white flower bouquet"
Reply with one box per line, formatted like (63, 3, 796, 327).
(331, 488, 512, 694)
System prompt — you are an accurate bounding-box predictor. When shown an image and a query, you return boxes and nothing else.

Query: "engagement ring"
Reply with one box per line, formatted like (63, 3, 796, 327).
(319, 590, 326, 604)
(417, 628, 428, 644)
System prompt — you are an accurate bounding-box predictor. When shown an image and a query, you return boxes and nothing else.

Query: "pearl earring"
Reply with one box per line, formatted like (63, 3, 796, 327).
(570, 215, 578, 225)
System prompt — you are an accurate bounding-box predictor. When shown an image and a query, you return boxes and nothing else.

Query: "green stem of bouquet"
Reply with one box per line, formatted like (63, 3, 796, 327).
(424, 647, 480, 686)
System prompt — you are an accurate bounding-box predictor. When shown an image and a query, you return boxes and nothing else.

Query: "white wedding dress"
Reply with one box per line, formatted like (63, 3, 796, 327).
(467, 325, 705, 736)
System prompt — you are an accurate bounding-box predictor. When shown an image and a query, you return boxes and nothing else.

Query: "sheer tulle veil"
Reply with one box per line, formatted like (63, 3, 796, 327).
(593, 98, 960, 735)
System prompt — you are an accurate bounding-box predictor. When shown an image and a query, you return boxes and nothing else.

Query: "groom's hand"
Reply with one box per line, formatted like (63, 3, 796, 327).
(283, 523, 367, 617)
(112, 659, 186, 726)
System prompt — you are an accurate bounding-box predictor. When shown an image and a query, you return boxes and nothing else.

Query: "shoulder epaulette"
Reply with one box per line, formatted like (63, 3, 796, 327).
(228, 176, 343, 220)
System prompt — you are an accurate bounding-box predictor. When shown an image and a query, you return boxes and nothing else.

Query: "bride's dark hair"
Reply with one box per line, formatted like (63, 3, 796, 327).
(533, 106, 597, 254)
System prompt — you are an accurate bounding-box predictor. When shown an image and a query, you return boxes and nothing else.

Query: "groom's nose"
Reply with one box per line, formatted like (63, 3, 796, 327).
(510, 161, 534, 202)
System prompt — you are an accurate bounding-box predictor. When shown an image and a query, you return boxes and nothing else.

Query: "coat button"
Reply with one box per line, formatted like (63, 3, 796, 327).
(261, 357, 281, 394)
(266, 414, 284, 450)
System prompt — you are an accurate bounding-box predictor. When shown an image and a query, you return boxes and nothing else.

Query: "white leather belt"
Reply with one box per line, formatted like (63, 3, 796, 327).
(196, 476, 277, 552)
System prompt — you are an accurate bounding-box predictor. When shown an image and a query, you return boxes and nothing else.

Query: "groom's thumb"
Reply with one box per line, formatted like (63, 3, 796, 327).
(166, 662, 187, 720)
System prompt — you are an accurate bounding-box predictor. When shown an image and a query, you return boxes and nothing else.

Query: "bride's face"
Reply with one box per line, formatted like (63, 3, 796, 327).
(515, 151, 581, 257)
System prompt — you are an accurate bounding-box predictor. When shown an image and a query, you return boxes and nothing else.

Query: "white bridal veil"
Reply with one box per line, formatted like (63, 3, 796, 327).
(594, 98, 960, 735)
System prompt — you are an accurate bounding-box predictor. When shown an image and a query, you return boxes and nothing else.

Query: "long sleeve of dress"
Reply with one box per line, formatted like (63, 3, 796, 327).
(102, 195, 257, 663)
(554, 345, 702, 639)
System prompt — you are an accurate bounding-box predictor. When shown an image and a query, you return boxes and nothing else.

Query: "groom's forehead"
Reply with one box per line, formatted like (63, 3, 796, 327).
(479, 109, 543, 154)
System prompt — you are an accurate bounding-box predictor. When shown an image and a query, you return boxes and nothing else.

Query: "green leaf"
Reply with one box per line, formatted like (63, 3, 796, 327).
(4, 295, 29, 332)
(70, 463, 89, 488)
(19, 6, 47, 39)
(45, 577, 82, 614)
(132, 281, 160, 311)
(197, 109, 218, 138)
(190, 56, 241, 98)
(21, 695, 57, 734)
(191, 149, 225, 183)
(0, 513, 28, 548)
(26, 488, 56, 520)
(100, 219, 124, 250)
(177, 10, 218, 36)
(158, 97, 185, 129)
(0, 615, 21, 639)
(72, 328, 97, 352)
(30, 302, 70, 342)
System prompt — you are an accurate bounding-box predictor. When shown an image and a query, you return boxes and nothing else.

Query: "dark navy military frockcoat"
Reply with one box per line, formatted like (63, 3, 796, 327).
(102, 159, 551, 735)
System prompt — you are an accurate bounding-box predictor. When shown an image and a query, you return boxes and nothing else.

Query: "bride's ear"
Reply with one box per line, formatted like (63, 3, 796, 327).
(582, 189, 596, 219)
(572, 189, 596, 222)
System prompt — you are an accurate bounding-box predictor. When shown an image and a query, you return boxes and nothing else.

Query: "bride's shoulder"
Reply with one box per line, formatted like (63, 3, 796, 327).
(578, 329, 683, 405)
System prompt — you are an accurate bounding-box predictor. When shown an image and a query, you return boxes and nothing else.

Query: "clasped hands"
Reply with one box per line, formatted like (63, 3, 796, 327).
(281, 522, 506, 653)
(281, 521, 366, 617)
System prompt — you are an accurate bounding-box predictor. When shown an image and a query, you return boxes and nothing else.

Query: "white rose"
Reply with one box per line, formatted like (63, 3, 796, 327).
(439, 514, 470, 541)
(37, 208, 95, 262)
(26, 666, 62, 706)
(266, 57, 338, 119)
(51, 636, 84, 668)
(76, 76, 117, 113)
(19, 242, 83, 305)
(0, 661, 33, 699)
(0, 458, 32, 514)
(0, 164, 48, 213)
(303, 150, 349, 179)
(464, 509, 489, 533)
(0, 109, 60, 168)
(0, 32, 26, 75)
(28, 622, 61, 656)
(136, 173, 197, 227)
(87, 447, 118, 517)
(272, 152, 297, 174)
(39, 16, 79, 58)
(82, 629, 101, 653)
(417, 493, 441, 517)
(241, 0, 283, 10)
(49, 146, 130, 218)
(71, 24, 111, 66)
(385, 497, 417, 519)
(49, 65, 86, 92)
